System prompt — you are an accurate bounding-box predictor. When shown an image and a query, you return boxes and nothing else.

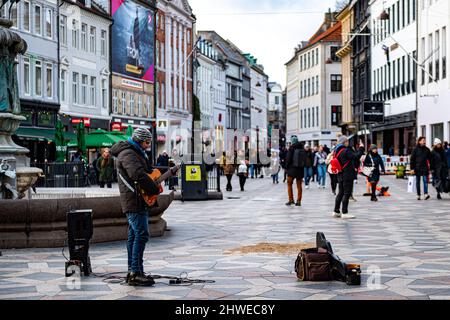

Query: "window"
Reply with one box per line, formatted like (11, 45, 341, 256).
(308, 79, 311, 96)
(130, 94, 135, 115)
(138, 95, 142, 116)
(312, 77, 315, 94)
(89, 26, 96, 53)
(443, 27, 447, 79)
(60, 70, 66, 102)
(101, 79, 107, 109)
(421, 37, 426, 85)
(35, 60, 42, 96)
(300, 110, 303, 128)
(45, 9, 52, 38)
(435, 30, 440, 81)
(113, 90, 118, 113)
(431, 123, 444, 143)
(34, 5, 41, 34)
(60, 15, 67, 45)
(72, 20, 78, 49)
(81, 75, 88, 105)
(330, 46, 340, 62)
(72, 72, 79, 104)
(161, 83, 165, 109)
(316, 49, 319, 66)
(10, 2, 17, 28)
(312, 107, 315, 127)
(275, 96, 280, 105)
(100, 30, 106, 57)
(23, 58, 30, 95)
(331, 106, 342, 126)
(316, 76, 319, 94)
(316, 106, 319, 127)
(121, 92, 126, 114)
(331, 75, 342, 92)
(146, 95, 151, 117)
(308, 108, 311, 128)
(90, 76, 96, 106)
(81, 23, 87, 51)
(23, 1, 31, 31)
(46, 64, 52, 98)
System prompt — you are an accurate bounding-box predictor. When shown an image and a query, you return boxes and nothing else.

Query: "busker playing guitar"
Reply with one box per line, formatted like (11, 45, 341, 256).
(111, 128, 179, 286)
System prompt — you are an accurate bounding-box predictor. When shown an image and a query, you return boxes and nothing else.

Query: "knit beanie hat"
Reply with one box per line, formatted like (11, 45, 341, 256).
(291, 136, 299, 144)
(338, 135, 348, 145)
(132, 127, 152, 143)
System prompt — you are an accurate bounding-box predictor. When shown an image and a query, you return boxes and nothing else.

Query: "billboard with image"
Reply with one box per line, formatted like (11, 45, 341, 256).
(111, 0, 155, 83)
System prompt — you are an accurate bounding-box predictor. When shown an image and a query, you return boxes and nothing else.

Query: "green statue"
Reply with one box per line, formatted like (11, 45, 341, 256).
(0, 13, 27, 114)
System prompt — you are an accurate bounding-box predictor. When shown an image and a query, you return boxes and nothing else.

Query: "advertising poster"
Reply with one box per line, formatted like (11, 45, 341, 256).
(111, 0, 155, 83)
(186, 165, 202, 182)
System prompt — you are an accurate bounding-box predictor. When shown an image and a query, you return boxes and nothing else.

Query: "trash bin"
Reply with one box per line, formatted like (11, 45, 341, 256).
(181, 163, 208, 201)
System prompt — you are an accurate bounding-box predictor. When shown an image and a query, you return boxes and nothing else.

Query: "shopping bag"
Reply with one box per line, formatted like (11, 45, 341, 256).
(407, 176, 416, 193)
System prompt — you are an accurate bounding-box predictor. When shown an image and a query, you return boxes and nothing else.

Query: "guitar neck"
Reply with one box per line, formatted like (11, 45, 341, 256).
(155, 166, 179, 185)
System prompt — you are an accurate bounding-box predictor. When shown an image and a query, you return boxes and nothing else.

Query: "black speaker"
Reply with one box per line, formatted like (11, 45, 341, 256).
(67, 209, 93, 276)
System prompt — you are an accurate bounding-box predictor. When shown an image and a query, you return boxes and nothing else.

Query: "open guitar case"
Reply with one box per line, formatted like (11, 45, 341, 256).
(316, 232, 360, 285)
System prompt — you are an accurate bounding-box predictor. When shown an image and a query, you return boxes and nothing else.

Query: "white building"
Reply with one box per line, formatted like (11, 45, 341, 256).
(417, 0, 450, 145)
(268, 82, 283, 113)
(59, 0, 111, 132)
(370, 0, 418, 155)
(286, 16, 342, 147)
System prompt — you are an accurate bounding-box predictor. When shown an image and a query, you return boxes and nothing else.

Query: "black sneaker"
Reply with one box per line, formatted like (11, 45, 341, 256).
(295, 201, 301, 207)
(424, 194, 431, 200)
(128, 272, 155, 287)
(437, 193, 442, 200)
(371, 196, 378, 202)
(126, 272, 131, 284)
(285, 201, 295, 206)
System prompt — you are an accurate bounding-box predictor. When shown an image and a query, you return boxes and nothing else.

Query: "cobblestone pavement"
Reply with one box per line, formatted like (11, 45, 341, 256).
(1, 173, 450, 300)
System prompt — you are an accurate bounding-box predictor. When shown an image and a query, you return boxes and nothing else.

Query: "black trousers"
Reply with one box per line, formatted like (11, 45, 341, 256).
(334, 179, 354, 214)
(238, 175, 247, 191)
(100, 181, 112, 188)
(226, 175, 233, 191)
(329, 173, 338, 193)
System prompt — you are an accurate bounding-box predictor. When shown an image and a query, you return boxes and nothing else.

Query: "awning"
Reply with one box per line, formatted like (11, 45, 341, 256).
(14, 127, 75, 142)
(67, 129, 128, 149)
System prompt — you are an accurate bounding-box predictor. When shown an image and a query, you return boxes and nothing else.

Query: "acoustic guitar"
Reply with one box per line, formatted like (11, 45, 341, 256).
(141, 165, 180, 207)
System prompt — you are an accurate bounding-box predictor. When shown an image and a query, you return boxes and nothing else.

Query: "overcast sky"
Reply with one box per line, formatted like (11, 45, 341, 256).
(190, 0, 339, 88)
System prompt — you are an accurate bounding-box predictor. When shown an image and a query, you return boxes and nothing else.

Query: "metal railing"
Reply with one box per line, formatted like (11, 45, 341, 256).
(31, 162, 88, 188)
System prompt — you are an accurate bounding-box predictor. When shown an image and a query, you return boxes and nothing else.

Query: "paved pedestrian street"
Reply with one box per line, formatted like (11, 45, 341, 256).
(1, 174, 450, 300)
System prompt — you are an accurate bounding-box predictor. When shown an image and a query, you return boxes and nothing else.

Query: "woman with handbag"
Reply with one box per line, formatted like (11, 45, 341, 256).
(363, 145, 385, 202)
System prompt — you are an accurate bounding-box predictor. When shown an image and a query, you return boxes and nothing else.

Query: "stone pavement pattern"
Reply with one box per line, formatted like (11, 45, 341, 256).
(1, 174, 450, 300)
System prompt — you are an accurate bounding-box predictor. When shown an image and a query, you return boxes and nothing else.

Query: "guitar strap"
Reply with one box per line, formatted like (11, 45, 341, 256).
(118, 171, 136, 194)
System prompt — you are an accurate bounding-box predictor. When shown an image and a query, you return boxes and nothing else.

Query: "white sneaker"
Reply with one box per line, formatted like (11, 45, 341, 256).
(332, 212, 342, 218)
(341, 214, 356, 219)
(305, 185, 309, 189)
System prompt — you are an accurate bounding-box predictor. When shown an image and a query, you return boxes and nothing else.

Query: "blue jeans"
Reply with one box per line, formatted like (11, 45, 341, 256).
(249, 165, 255, 178)
(317, 164, 327, 187)
(272, 173, 279, 183)
(127, 211, 150, 274)
(416, 175, 429, 196)
(304, 167, 313, 186)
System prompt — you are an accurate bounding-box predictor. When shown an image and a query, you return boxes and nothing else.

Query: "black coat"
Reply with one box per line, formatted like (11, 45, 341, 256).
(279, 149, 288, 169)
(363, 152, 385, 182)
(431, 147, 448, 178)
(286, 143, 305, 179)
(304, 150, 314, 168)
(410, 145, 432, 176)
(335, 145, 365, 182)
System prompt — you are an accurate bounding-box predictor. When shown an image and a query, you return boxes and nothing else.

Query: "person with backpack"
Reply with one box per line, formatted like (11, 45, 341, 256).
(410, 136, 432, 200)
(363, 144, 386, 202)
(279, 146, 288, 183)
(285, 136, 306, 207)
(303, 144, 314, 189)
(314, 145, 328, 189)
(331, 136, 365, 219)
(431, 139, 448, 199)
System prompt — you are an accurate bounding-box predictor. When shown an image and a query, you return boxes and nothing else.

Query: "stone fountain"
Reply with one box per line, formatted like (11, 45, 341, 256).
(0, 16, 43, 199)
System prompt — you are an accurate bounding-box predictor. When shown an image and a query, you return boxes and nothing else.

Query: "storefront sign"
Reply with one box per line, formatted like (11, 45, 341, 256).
(111, 122, 123, 131)
(363, 102, 385, 123)
(157, 119, 168, 131)
(121, 78, 144, 90)
(71, 118, 91, 127)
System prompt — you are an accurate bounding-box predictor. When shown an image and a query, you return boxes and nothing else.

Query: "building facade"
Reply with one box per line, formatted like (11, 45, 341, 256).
(286, 14, 343, 147)
(268, 82, 286, 148)
(3, 0, 60, 162)
(417, 0, 450, 145)
(336, 1, 355, 135)
(59, 0, 112, 133)
(285, 46, 300, 142)
(110, 0, 157, 149)
(370, 0, 418, 155)
(155, 0, 195, 156)
(352, 0, 372, 140)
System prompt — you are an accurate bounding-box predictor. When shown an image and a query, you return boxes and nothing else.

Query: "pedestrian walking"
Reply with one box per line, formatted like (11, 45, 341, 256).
(312, 146, 318, 183)
(96, 148, 115, 189)
(303, 144, 314, 189)
(224, 153, 236, 192)
(431, 139, 449, 200)
(331, 136, 365, 219)
(314, 145, 328, 189)
(285, 136, 306, 207)
(279, 146, 288, 183)
(270, 151, 280, 184)
(326, 150, 338, 195)
(410, 137, 432, 200)
(363, 144, 386, 202)
(237, 159, 249, 191)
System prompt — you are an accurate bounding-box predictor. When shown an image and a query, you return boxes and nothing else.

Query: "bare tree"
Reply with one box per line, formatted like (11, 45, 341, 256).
(335, 0, 350, 12)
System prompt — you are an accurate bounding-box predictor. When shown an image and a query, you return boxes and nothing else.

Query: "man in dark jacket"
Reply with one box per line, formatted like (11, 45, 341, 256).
(279, 146, 288, 183)
(285, 136, 305, 207)
(110, 128, 159, 286)
(333, 136, 365, 219)
(304, 144, 314, 188)
(431, 138, 449, 199)
(410, 137, 432, 200)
